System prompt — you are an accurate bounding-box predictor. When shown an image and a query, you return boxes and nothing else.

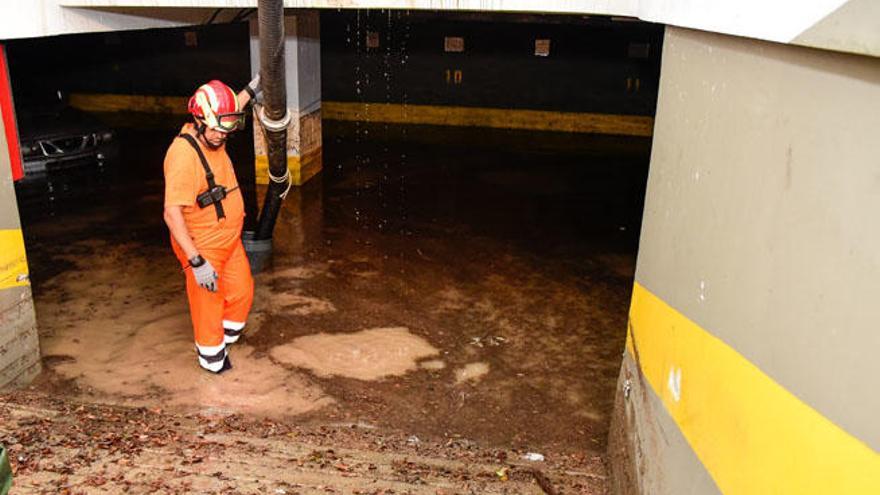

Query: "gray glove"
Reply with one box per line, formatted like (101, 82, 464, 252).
(245, 73, 262, 103)
(190, 255, 218, 292)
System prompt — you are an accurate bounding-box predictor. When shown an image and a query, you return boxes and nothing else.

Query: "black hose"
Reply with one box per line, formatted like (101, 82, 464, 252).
(254, 0, 288, 241)
(231, 8, 258, 23)
(204, 8, 223, 24)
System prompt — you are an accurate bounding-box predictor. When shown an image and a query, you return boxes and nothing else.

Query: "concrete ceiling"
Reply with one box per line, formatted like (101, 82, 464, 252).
(1, 1, 877, 58)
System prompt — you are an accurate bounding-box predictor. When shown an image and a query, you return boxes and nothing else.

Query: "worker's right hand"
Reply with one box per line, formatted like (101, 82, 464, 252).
(190, 255, 219, 292)
(245, 73, 262, 103)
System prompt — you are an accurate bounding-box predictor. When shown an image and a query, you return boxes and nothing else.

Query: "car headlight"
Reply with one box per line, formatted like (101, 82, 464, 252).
(21, 142, 42, 157)
(96, 131, 114, 143)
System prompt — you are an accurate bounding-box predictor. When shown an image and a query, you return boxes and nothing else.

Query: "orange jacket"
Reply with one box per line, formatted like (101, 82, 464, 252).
(163, 124, 245, 255)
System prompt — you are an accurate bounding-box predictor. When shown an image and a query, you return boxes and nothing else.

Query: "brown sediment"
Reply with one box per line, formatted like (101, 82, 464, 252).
(25, 202, 632, 454)
(270, 327, 439, 380)
(26, 224, 331, 417)
(36, 266, 331, 416)
(420, 359, 447, 370)
(454, 362, 491, 384)
(0, 394, 609, 494)
(20, 129, 643, 468)
(268, 289, 337, 316)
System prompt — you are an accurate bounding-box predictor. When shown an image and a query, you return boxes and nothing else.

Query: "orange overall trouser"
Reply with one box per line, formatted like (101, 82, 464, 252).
(173, 238, 254, 372)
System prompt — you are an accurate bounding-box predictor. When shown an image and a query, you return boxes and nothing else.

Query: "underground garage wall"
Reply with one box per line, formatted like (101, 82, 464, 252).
(0, 83, 40, 389)
(610, 27, 880, 494)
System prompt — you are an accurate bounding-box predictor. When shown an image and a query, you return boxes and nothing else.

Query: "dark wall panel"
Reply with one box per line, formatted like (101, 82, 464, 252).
(4, 23, 257, 225)
(5, 23, 251, 103)
(322, 11, 663, 115)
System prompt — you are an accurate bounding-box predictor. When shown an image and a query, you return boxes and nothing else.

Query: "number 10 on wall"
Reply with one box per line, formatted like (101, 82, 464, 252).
(445, 69, 463, 85)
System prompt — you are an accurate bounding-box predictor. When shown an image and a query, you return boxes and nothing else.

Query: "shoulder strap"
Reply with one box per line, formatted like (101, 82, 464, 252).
(178, 133, 225, 220)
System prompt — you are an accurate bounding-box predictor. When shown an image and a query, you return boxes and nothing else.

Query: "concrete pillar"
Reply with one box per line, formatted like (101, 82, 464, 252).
(0, 49, 41, 390)
(250, 10, 322, 187)
(610, 27, 880, 495)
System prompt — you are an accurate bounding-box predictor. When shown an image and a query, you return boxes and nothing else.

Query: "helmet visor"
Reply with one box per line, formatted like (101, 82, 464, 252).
(215, 112, 246, 133)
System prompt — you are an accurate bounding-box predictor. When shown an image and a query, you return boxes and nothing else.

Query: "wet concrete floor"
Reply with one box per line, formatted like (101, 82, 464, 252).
(15, 122, 648, 462)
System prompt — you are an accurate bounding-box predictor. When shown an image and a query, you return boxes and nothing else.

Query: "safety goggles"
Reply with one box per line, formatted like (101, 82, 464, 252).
(214, 111, 246, 133)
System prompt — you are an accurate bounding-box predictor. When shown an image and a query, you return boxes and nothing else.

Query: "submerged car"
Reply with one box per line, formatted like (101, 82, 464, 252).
(16, 103, 118, 187)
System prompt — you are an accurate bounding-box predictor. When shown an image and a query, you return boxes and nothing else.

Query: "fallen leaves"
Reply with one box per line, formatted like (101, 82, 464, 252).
(1, 392, 608, 494)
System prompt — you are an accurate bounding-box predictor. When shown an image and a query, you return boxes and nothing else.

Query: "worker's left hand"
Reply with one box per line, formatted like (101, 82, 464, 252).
(191, 257, 219, 292)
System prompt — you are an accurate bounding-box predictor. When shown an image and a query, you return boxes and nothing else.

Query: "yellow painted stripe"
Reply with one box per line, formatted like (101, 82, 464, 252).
(323, 101, 654, 136)
(255, 150, 322, 186)
(68, 93, 653, 137)
(0, 229, 29, 290)
(69, 93, 188, 115)
(627, 282, 880, 494)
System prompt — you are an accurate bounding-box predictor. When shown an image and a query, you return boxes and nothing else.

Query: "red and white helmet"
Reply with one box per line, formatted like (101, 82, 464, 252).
(187, 80, 245, 133)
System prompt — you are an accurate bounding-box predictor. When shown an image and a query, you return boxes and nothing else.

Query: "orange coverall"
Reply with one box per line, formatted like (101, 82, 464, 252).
(163, 124, 253, 372)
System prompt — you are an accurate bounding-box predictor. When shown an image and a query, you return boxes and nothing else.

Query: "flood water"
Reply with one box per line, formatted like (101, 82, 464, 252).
(16, 120, 649, 456)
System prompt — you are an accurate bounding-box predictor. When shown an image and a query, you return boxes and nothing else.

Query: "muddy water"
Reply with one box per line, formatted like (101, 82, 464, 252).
(271, 327, 439, 380)
(19, 125, 647, 455)
(32, 236, 331, 418)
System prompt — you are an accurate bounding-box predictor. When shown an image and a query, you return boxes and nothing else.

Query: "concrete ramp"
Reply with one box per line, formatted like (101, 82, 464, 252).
(0, 394, 607, 493)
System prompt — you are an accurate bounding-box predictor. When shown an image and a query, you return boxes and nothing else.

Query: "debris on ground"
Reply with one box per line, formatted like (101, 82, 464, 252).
(0, 392, 608, 494)
(468, 336, 508, 348)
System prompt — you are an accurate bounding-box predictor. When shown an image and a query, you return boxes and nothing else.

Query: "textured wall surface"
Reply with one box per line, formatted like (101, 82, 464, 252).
(611, 27, 880, 494)
(0, 62, 41, 389)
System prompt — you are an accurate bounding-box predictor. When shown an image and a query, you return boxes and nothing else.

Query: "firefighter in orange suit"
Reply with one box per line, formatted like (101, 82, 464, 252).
(163, 77, 260, 373)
